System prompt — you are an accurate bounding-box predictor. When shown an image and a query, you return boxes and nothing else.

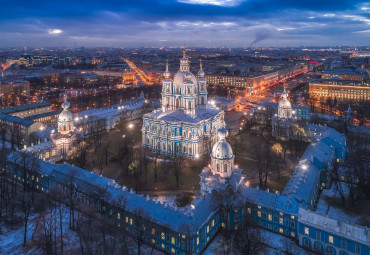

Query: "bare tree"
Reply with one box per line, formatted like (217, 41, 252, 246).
(211, 187, 241, 229)
(133, 207, 149, 255)
(234, 217, 266, 255)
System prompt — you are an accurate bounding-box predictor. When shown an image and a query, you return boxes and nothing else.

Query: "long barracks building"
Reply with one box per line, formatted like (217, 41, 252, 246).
(7, 120, 370, 254)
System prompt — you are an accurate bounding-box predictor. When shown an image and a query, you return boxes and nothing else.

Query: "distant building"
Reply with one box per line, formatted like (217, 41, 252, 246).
(309, 80, 370, 101)
(0, 113, 44, 147)
(0, 79, 30, 96)
(321, 69, 367, 82)
(0, 101, 52, 118)
(24, 110, 62, 126)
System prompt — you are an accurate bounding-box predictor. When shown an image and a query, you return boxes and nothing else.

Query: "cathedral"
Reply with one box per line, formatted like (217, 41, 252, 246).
(142, 49, 223, 158)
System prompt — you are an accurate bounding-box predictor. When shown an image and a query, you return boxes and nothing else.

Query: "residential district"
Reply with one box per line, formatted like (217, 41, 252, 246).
(0, 47, 369, 255)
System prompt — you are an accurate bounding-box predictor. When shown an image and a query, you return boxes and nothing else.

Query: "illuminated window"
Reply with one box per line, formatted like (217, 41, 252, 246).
(182, 234, 186, 239)
(161, 232, 165, 240)
(161, 244, 165, 249)
(32, 175, 34, 180)
(129, 218, 132, 225)
(152, 228, 155, 235)
(172, 237, 175, 244)
(305, 227, 309, 235)
(329, 236, 333, 243)
(196, 237, 199, 245)
(109, 210, 112, 216)
(279, 228, 283, 233)
(212, 220, 215, 227)
(291, 215, 295, 219)
(52, 150, 56, 156)
(152, 239, 155, 244)
(258, 211, 261, 218)
(125, 217, 128, 223)
(171, 248, 175, 254)
(247, 208, 251, 214)
(268, 214, 272, 221)
(45, 152, 49, 159)
(207, 226, 209, 233)
(291, 232, 295, 238)
(36, 177, 39, 182)
(279, 218, 283, 225)
(117, 213, 120, 219)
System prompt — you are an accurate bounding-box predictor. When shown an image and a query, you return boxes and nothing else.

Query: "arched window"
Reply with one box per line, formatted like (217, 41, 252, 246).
(163, 143, 165, 150)
(157, 142, 160, 150)
(224, 164, 228, 172)
(201, 97, 205, 105)
(188, 101, 191, 109)
(176, 99, 180, 108)
(176, 87, 180, 94)
(168, 144, 172, 152)
(217, 164, 220, 172)
(63, 125, 66, 131)
(187, 87, 191, 94)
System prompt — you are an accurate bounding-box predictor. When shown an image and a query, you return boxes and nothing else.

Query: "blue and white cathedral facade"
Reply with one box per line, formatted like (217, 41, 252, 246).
(142, 50, 223, 158)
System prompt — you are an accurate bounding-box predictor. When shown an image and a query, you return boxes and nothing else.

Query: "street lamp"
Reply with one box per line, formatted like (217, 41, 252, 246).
(128, 123, 134, 129)
(195, 153, 199, 170)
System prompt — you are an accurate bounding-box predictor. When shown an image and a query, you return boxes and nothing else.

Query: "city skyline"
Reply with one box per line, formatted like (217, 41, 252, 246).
(1, 0, 370, 48)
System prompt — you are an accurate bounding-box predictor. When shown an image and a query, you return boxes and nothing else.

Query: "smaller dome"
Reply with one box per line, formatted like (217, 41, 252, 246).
(279, 88, 291, 109)
(59, 97, 73, 122)
(198, 60, 205, 77)
(61, 98, 70, 110)
(198, 69, 205, 77)
(212, 140, 234, 160)
(279, 98, 291, 109)
(58, 110, 73, 122)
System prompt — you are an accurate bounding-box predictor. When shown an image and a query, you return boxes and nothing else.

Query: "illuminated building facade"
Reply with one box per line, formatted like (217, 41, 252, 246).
(142, 50, 223, 158)
(309, 80, 370, 101)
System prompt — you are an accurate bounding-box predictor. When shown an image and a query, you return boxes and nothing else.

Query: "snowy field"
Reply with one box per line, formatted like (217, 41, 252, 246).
(316, 185, 369, 226)
(0, 207, 163, 255)
(203, 229, 314, 255)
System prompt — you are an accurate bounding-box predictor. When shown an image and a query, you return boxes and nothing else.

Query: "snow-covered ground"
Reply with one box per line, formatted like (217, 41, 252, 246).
(0, 207, 163, 255)
(203, 229, 314, 255)
(316, 185, 369, 226)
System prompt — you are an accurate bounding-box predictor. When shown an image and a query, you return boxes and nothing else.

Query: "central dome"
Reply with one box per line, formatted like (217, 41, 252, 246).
(173, 71, 197, 87)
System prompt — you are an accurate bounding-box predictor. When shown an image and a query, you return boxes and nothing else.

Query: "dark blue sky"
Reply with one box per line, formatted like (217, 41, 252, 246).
(0, 0, 369, 47)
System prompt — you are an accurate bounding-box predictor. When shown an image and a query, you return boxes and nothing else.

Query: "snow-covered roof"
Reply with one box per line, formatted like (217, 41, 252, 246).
(144, 107, 220, 124)
(0, 113, 36, 127)
(0, 101, 51, 115)
(282, 127, 346, 208)
(8, 151, 214, 234)
(298, 208, 370, 245)
(76, 98, 145, 121)
(240, 186, 300, 215)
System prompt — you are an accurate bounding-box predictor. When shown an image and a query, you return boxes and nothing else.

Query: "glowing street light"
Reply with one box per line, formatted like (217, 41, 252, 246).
(128, 123, 134, 129)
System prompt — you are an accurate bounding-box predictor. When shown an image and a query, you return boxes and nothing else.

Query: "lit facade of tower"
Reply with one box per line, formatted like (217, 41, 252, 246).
(199, 121, 245, 195)
(51, 96, 75, 158)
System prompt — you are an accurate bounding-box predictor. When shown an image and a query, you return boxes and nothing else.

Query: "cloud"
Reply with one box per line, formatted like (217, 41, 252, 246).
(0, 0, 369, 47)
(48, 29, 63, 34)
